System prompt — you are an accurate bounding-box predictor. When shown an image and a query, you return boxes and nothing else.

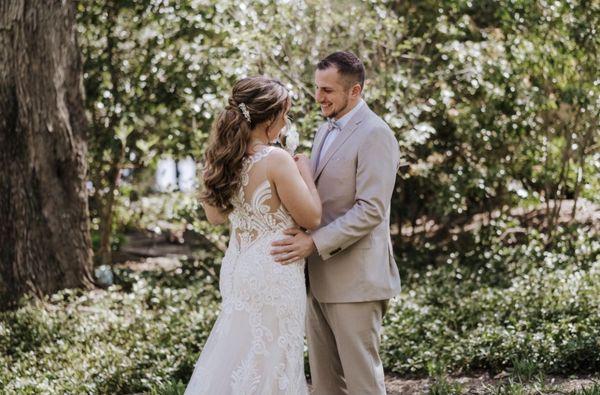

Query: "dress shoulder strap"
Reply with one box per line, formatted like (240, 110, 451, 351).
(245, 146, 275, 166)
(240, 146, 275, 186)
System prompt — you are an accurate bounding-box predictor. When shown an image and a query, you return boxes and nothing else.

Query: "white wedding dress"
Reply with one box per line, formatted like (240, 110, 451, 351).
(185, 146, 309, 395)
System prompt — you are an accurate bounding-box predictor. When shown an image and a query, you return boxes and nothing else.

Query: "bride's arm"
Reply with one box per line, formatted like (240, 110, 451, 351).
(268, 148, 321, 230)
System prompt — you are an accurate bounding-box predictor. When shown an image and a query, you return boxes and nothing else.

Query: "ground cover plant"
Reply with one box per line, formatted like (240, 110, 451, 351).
(2, 214, 597, 394)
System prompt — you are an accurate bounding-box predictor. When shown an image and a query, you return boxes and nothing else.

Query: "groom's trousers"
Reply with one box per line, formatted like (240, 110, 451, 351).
(307, 291, 388, 395)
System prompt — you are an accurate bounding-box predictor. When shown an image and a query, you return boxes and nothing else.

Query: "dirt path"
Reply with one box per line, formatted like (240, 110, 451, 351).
(383, 373, 597, 394)
(303, 374, 599, 394)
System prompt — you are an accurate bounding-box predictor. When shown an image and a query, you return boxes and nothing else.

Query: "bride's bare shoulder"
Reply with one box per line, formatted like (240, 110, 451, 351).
(267, 146, 292, 157)
(266, 146, 294, 164)
(266, 147, 297, 178)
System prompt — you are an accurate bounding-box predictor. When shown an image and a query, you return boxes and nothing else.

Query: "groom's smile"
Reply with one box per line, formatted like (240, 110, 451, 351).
(320, 103, 333, 112)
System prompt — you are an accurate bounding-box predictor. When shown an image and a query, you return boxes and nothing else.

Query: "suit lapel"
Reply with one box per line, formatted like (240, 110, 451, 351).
(314, 104, 370, 179)
(310, 123, 328, 175)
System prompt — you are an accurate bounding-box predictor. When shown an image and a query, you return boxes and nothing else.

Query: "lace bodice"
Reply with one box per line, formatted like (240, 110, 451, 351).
(228, 146, 295, 251)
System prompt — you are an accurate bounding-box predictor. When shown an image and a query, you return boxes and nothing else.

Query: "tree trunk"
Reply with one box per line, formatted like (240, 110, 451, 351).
(0, 0, 95, 309)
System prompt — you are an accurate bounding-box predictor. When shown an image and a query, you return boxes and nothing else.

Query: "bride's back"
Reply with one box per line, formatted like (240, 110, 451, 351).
(228, 146, 294, 251)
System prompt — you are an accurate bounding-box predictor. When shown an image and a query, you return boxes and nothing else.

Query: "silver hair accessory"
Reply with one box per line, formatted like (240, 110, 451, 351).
(238, 103, 251, 123)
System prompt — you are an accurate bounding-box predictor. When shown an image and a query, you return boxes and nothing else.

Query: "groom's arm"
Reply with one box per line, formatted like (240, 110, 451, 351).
(311, 126, 399, 260)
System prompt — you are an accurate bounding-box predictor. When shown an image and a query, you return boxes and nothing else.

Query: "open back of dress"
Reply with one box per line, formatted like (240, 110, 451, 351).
(228, 146, 295, 251)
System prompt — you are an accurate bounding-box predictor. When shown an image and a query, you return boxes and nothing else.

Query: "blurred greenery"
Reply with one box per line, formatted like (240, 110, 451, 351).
(2, 0, 599, 393)
(77, 0, 599, 264)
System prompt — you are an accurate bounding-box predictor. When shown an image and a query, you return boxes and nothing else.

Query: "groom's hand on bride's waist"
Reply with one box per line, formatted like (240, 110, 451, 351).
(270, 227, 316, 265)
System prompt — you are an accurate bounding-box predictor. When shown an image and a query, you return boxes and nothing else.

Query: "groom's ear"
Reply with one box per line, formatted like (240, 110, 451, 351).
(350, 82, 362, 97)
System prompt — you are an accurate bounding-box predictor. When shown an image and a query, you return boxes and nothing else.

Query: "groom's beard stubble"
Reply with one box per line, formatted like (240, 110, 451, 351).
(325, 96, 349, 120)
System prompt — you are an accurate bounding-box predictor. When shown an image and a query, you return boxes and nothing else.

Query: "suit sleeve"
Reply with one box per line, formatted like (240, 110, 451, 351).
(311, 126, 400, 260)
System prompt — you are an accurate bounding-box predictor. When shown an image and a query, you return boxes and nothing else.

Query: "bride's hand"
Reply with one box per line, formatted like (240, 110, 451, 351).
(293, 154, 311, 175)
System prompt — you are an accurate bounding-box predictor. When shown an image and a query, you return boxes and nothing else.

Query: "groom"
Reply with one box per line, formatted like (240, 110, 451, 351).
(272, 51, 400, 394)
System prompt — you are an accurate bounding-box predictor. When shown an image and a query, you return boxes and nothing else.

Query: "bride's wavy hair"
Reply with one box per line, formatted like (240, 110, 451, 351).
(201, 76, 289, 211)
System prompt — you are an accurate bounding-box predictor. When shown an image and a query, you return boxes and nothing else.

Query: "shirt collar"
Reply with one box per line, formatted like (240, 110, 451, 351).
(332, 99, 365, 129)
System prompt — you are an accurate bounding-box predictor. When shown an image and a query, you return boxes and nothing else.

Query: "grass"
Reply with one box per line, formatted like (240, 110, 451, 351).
(428, 377, 464, 395)
(485, 380, 527, 395)
(511, 357, 544, 383)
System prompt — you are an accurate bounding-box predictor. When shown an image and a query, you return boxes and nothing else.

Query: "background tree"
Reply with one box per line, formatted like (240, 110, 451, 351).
(77, 0, 232, 264)
(0, 1, 94, 309)
(76, 0, 598, 265)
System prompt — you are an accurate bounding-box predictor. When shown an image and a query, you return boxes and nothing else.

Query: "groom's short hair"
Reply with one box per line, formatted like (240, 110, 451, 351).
(317, 51, 365, 89)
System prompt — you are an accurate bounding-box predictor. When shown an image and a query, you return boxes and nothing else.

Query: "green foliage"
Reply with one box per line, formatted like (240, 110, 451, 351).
(1, 217, 598, 393)
(149, 379, 187, 395)
(0, 260, 219, 394)
(510, 357, 544, 383)
(382, 218, 600, 375)
(77, 0, 599, 251)
(113, 191, 197, 233)
(428, 377, 464, 395)
(486, 379, 528, 395)
(427, 362, 464, 394)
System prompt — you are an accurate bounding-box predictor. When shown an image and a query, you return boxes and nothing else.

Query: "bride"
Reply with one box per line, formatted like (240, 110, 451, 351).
(184, 76, 321, 394)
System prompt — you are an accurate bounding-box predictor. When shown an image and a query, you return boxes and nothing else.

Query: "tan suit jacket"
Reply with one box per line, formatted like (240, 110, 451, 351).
(308, 103, 401, 303)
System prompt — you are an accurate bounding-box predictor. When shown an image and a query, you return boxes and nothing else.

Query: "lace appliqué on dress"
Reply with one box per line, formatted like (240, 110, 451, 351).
(184, 146, 308, 395)
(229, 147, 293, 250)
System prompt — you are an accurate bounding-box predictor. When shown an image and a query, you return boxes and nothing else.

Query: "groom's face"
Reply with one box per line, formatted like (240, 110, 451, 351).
(315, 67, 353, 120)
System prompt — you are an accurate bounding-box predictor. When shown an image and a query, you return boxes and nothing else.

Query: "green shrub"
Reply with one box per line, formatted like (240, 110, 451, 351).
(382, 220, 600, 375)
(0, 261, 219, 394)
(1, 218, 598, 393)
